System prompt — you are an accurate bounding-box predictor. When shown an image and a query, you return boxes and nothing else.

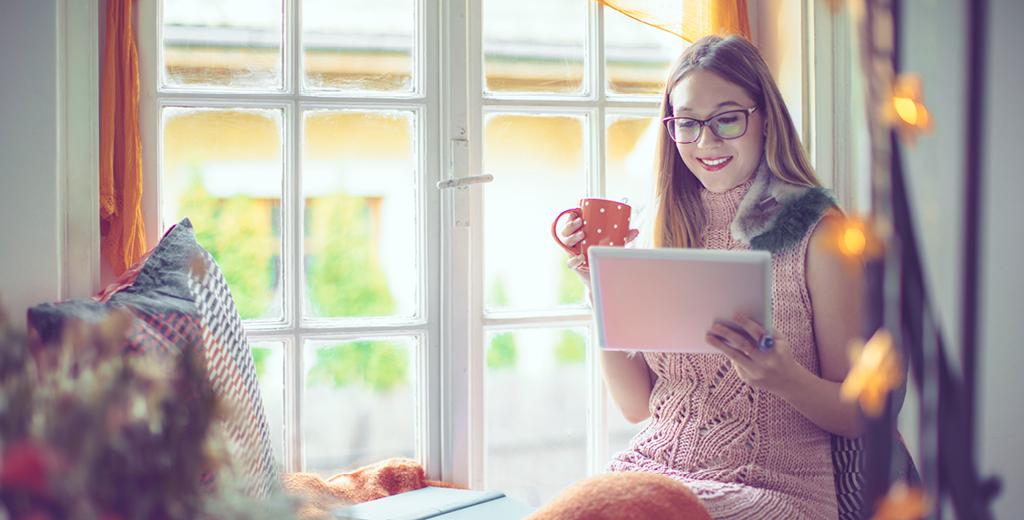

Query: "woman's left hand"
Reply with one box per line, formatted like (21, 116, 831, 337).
(704, 313, 804, 395)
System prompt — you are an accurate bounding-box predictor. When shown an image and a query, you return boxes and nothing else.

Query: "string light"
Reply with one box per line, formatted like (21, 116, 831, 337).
(841, 329, 903, 417)
(872, 481, 933, 520)
(889, 74, 932, 143)
(824, 216, 883, 260)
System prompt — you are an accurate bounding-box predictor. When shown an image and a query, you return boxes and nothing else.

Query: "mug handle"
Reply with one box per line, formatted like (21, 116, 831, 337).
(551, 208, 583, 256)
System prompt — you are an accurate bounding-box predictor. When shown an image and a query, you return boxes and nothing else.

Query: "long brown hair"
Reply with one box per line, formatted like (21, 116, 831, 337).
(653, 35, 822, 248)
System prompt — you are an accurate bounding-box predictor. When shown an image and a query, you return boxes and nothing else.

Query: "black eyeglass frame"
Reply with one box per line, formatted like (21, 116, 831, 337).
(662, 106, 758, 144)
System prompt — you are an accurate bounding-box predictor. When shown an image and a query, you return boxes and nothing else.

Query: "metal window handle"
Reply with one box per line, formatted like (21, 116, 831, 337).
(436, 174, 493, 190)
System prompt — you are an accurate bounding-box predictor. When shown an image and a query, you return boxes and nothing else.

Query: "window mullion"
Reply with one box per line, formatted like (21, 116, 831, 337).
(284, 0, 304, 474)
(439, 0, 481, 489)
(587, 0, 610, 479)
(420, 0, 444, 482)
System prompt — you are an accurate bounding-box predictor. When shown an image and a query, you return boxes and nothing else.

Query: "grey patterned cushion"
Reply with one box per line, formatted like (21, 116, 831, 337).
(29, 219, 279, 496)
(186, 225, 279, 497)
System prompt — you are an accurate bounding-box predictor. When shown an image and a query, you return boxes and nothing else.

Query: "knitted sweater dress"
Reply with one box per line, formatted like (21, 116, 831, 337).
(607, 176, 838, 519)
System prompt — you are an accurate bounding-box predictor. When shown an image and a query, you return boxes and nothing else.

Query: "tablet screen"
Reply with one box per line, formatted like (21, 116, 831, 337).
(589, 247, 772, 353)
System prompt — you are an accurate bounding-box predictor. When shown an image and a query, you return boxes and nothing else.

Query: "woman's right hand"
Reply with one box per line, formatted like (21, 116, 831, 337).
(560, 217, 590, 284)
(559, 218, 640, 286)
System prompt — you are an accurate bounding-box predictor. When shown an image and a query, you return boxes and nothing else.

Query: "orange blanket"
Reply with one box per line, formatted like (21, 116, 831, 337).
(282, 458, 458, 519)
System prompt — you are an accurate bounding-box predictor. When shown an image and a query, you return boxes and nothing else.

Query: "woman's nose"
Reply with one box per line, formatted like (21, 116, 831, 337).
(695, 124, 722, 147)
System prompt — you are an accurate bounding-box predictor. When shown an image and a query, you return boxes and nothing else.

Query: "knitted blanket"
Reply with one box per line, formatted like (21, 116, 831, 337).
(282, 458, 458, 519)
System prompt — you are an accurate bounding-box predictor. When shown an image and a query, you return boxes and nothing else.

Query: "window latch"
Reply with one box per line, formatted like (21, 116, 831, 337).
(435, 174, 493, 190)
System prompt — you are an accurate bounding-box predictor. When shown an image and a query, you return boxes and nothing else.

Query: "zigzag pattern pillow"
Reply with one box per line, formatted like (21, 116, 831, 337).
(27, 218, 279, 496)
(187, 247, 278, 497)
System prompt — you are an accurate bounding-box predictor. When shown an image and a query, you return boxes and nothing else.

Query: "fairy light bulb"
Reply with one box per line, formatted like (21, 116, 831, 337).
(892, 96, 919, 127)
(890, 75, 932, 143)
(840, 222, 868, 257)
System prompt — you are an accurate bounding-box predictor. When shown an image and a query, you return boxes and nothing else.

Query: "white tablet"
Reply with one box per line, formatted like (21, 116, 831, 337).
(588, 246, 773, 353)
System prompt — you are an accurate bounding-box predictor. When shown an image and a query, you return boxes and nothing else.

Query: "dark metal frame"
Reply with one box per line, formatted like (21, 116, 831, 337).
(857, 0, 1000, 518)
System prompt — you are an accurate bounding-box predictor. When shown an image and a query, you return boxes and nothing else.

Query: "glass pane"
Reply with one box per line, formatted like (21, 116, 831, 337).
(302, 337, 418, 475)
(162, 0, 283, 89)
(251, 341, 285, 468)
(485, 327, 588, 507)
(483, 0, 586, 95)
(162, 107, 283, 321)
(606, 115, 660, 246)
(302, 110, 419, 320)
(604, 6, 687, 96)
(302, 0, 416, 93)
(483, 114, 587, 312)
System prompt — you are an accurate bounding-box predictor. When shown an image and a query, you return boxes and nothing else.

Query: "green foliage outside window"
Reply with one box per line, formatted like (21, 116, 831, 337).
(487, 278, 518, 370)
(252, 347, 271, 378)
(179, 169, 276, 320)
(307, 341, 408, 393)
(554, 264, 586, 364)
(178, 173, 407, 392)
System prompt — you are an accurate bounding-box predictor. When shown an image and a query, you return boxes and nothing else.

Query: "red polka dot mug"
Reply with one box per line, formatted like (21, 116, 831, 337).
(551, 198, 632, 267)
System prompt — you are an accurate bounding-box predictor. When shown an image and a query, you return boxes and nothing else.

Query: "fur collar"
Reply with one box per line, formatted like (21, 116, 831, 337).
(729, 159, 835, 253)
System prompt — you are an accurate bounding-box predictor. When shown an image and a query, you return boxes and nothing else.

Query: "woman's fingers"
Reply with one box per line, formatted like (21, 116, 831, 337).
(560, 217, 583, 238)
(625, 228, 640, 244)
(705, 333, 754, 367)
(567, 254, 589, 272)
(732, 313, 766, 342)
(709, 322, 757, 357)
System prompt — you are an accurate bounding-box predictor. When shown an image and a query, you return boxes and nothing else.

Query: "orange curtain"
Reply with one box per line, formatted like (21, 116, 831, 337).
(595, 0, 751, 42)
(100, 0, 146, 275)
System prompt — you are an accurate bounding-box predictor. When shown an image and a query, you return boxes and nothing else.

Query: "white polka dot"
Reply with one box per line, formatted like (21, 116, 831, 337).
(617, 205, 622, 210)
(582, 240, 587, 244)
(584, 201, 589, 206)
(583, 220, 587, 225)
(609, 241, 615, 245)
(597, 229, 602, 234)
(613, 224, 618, 229)
(600, 208, 605, 213)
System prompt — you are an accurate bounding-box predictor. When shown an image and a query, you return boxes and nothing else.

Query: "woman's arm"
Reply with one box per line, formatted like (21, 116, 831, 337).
(560, 217, 653, 423)
(601, 351, 656, 423)
(795, 209, 866, 437)
(704, 210, 865, 438)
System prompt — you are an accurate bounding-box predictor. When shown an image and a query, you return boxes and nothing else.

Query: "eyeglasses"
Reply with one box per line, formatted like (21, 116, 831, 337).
(662, 106, 758, 144)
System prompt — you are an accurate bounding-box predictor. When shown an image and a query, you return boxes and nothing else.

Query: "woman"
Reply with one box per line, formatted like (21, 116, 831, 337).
(558, 35, 863, 519)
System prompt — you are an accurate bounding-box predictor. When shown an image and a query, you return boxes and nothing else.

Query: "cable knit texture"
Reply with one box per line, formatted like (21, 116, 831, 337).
(607, 176, 838, 519)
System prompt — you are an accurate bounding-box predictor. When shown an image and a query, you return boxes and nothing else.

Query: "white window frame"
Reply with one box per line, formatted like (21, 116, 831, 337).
(449, 1, 666, 489)
(136, 0, 444, 477)
(59, 0, 102, 301)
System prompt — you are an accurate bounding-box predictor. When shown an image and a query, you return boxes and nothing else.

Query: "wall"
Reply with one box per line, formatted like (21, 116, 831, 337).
(0, 0, 62, 329)
(979, 0, 1024, 516)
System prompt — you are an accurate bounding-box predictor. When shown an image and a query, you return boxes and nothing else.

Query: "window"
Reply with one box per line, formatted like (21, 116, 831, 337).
(139, 0, 685, 506)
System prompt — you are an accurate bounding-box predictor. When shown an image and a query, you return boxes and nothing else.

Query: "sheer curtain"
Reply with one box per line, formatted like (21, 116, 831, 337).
(595, 0, 751, 42)
(100, 0, 147, 275)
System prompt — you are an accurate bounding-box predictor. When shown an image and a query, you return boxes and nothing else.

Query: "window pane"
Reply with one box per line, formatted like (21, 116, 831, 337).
(606, 115, 660, 245)
(485, 327, 588, 507)
(483, 114, 587, 312)
(302, 110, 419, 321)
(162, 0, 283, 89)
(604, 7, 686, 96)
(302, 337, 418, 475)
(483, 0, 586, 95)
(251, 341, 285, 468)
(161, 107, 283, 321)
(302, 0, 416, 93)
